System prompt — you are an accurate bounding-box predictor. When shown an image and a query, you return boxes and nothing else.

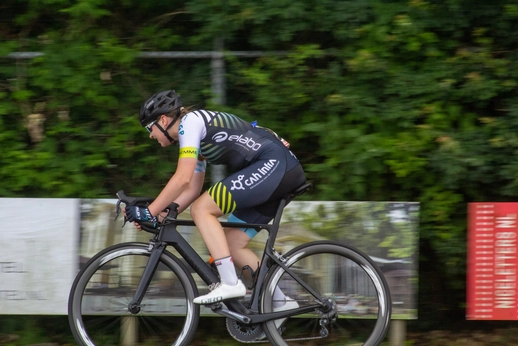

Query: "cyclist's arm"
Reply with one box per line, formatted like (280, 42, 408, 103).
(174, 161, 206, 214)
(148, 113, 206, 217)
(147, 157, 197, 216)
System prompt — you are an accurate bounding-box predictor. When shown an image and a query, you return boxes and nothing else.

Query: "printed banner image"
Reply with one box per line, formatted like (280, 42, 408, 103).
(279, 201, 419, 320)
(79, 200, 419, 319)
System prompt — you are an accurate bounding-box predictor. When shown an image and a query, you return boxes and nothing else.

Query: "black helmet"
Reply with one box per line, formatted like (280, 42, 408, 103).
(139, 90, 183, 126)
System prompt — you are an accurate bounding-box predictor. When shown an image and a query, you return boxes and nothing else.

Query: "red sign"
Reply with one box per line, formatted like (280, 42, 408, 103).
(467, 203, 518, 320)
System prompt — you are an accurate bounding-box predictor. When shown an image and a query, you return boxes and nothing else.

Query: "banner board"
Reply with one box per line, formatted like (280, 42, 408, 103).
(467, 203, 518, 320)
(0, 198, 79, 315)
(0, 198, 418, 319)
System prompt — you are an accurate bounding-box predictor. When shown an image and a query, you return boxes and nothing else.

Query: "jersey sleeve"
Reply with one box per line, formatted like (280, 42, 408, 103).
(178, 112, 206, 159)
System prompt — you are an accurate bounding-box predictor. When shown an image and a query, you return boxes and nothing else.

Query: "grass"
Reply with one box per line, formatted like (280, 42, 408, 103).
(2, 316, 518, 345)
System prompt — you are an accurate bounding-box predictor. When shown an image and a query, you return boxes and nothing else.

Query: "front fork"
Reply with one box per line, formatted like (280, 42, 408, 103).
(128, 241, 166, 314)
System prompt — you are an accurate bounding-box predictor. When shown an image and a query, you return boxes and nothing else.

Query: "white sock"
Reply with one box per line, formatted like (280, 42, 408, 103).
(273, 286, 287, 308)
(214, 256, 238, 286)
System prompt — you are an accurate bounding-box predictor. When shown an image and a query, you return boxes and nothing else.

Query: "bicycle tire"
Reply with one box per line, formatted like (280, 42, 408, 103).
(260, 241, 391, 346)
(68, 242, 200, 346)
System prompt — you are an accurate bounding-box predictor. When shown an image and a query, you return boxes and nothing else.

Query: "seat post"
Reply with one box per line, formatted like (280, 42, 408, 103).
(265, 183, 312, 245)
(272, 197, 289, 228)
(269, 183, 312, 233)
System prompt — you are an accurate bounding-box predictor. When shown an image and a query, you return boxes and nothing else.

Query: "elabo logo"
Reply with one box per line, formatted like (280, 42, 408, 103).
(228, 134, 262, 151)
(212, 131, 228, 142)
(230, 160, 279, 190)
(212, 131, 262, 151)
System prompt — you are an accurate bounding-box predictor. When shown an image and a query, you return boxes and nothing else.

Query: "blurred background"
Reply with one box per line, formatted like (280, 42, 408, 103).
(2, 0, 518, 344)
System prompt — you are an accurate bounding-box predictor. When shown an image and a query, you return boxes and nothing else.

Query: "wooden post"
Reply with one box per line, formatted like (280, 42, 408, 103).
(389, 320, 406, 346)
(121, 316, 137, 346)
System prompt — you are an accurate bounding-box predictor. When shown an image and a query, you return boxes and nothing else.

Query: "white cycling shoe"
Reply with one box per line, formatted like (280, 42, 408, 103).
(258, 297, 299, 340)
(193, 280, 246, 305)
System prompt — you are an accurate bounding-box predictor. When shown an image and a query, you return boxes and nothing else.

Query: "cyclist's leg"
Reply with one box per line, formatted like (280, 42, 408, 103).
(191, 145, 305, 303)
(225, 157, 306, 267)
(225, 227, 259, 273)
(192, 146, 291, 267)
(190, 194, 229, 262)
(190, 194, 247, 304)
(226, 163, 306, 308)
(224, 220, 297, 300)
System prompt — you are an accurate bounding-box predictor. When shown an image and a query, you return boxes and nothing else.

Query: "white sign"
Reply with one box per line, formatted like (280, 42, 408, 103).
(0, 198, 79, 314)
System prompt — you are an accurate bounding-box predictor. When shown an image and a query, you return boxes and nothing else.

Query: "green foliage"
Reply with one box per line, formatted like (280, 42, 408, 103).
(288, 201, 419, 260)
(0, 316, 75, 345)
(3, 0, 518, 328)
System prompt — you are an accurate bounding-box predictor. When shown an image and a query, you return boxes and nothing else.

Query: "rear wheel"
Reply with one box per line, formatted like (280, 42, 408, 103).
(261, 241, 391, 346)
(68, 243, 200, 346)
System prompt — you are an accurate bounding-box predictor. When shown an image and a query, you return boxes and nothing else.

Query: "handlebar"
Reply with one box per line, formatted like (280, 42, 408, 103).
(116, 190, 155, 207)
(115, 190, 179, 233)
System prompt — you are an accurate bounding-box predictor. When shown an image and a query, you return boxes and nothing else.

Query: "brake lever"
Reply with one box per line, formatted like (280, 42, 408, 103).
(114, 199, 128, 227)
(115, 199, 121, 220)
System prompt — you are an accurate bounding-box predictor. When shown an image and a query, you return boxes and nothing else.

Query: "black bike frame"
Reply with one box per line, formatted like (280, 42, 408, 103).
(126, 184, 326, 325)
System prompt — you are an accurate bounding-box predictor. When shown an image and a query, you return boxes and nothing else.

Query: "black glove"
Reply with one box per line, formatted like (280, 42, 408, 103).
(125, 206, 158, 228)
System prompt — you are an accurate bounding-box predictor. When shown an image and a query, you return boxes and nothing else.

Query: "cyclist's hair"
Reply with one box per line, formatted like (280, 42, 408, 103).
(163, 106, 196, 119)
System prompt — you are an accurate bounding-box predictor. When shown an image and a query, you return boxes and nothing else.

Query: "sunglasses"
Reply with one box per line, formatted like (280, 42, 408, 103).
(145, 120, 157, 133)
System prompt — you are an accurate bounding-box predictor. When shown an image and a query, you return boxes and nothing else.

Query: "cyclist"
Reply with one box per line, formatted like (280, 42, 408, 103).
(125, 90, 306, 309)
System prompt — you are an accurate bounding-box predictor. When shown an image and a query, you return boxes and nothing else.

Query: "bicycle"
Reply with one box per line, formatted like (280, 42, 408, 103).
(68, 183, 392, 345)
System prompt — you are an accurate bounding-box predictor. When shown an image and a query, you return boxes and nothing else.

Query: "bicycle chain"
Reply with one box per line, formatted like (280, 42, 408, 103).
(226, 300, 337, 344)
(226, 318, 327, 344)
(225, 301, 332, 344)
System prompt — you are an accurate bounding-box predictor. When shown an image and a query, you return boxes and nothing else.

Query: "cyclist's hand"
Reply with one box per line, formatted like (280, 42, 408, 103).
(125, 206, 158, 228)
(132, 210, 167, 231)
(133, 221, 143, 231)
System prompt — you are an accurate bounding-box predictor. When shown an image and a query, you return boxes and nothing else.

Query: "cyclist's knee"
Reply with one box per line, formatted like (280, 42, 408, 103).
(189, 199, 204, 220)
(190, 193, 222, 219)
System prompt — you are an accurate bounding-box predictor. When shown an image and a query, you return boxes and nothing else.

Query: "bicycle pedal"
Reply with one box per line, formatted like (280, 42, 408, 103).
(239, 265, 257, 290)
(208, 302, 223, 311)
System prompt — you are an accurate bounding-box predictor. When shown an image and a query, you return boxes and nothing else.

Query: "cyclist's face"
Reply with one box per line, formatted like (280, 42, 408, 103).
(148, 115, 177, 147)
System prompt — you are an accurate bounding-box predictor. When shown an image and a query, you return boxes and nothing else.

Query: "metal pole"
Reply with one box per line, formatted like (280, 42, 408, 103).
(210, 37, 227, 184)
(5, 51, 289, 60)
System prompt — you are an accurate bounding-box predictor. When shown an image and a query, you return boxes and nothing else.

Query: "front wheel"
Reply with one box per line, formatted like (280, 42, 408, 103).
(68, 243, 200, 346)
(261, 241, 391, 346)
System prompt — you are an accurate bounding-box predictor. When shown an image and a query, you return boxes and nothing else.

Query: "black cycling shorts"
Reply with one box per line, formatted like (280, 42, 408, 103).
(208, 142, 306, 238)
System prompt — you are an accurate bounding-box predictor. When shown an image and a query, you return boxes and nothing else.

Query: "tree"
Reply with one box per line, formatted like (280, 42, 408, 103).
(3, 0, 518, 328)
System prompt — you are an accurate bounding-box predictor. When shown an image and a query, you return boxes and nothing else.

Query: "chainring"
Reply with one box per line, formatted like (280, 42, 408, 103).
(226, 317, 264, 343)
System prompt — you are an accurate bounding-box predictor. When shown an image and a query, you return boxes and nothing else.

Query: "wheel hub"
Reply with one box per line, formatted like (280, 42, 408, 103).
(127, 303, 141, 314)
(318, 298, 338, 321)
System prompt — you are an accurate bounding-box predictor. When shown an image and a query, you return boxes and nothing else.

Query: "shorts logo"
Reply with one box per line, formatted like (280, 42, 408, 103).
(230, 175, 246, 191)
(230, 159, 279, 190)
(212, 131, 228, 142)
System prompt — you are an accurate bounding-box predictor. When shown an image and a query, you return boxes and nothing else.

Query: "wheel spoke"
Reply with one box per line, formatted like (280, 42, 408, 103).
(261, 242, 391, 346)
(68, 244, 200, 346)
